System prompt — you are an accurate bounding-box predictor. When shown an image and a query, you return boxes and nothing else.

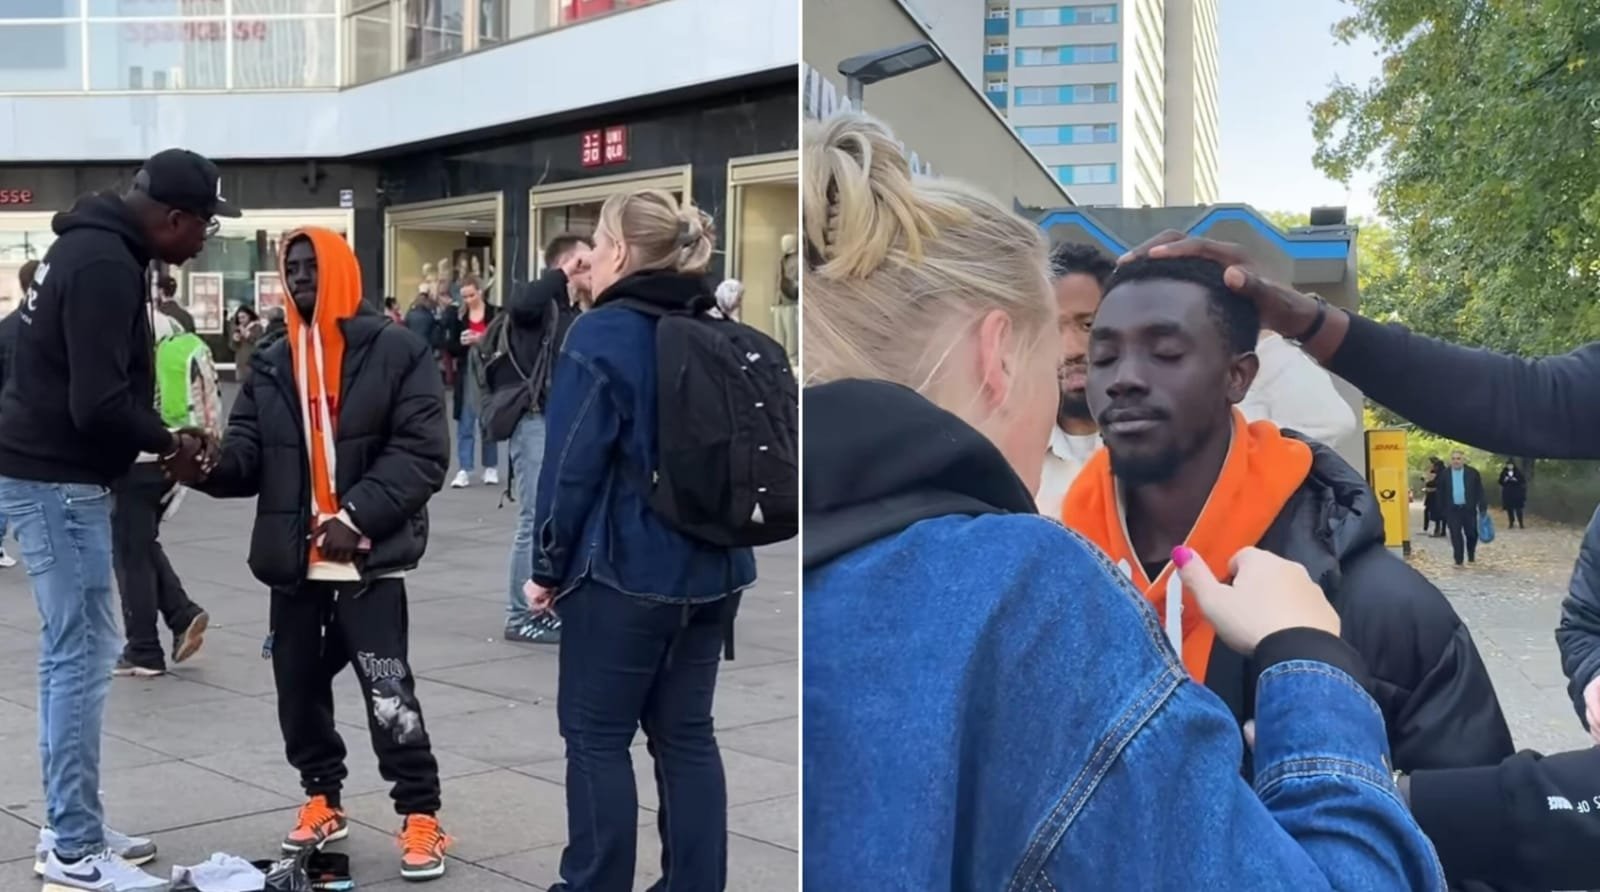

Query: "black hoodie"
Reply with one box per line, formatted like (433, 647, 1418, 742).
(0, 193, 172, 485)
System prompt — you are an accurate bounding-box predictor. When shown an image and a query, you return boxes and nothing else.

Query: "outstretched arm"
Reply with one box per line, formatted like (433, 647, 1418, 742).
(192, 373, 264, 499)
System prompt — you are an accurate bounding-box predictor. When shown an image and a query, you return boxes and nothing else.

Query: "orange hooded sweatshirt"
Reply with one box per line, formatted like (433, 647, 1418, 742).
(280, 227, 367, 581)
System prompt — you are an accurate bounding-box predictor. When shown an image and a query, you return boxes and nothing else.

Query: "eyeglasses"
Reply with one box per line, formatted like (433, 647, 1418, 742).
(182, 210, 221, 239)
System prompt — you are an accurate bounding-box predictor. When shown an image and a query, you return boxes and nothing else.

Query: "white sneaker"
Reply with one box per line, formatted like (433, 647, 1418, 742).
(483, 467, 500, 486)
(39, 848, 163, 890)
(0, 549, 15, 568)
(450, 470, 471, 489)
(36, 827, 157, 875)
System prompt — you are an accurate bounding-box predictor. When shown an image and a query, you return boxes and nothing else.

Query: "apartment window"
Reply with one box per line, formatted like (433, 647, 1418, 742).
(1015, 43, 1116, 66)
(1018, 123, 1117, 145)
(1056, 163, 1117, 185)
(1016, 4, 1118, 27)
(1013, 83, 1117, 106)
(347, 0, 392, 83)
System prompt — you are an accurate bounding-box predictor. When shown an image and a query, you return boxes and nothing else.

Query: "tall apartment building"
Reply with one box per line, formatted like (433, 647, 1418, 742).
(916, 0, 1218, 207)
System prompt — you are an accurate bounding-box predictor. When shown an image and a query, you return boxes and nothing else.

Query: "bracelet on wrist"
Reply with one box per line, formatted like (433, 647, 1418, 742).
(1289, 295, 1330, 344)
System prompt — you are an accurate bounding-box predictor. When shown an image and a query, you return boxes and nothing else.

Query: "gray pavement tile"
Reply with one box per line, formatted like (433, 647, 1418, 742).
(108, 693, 284, 760)
(364, 861, 541, 889)
(513, 745, 795, 812)
(342, 768, 589, 863)
(483, 828, 796, 891)
(718, 717, 798, 766)
(3, 759, 295, 832)
(0, 808, 41, 865)
(419, 654, 561, 707)
(189, 740, 499, 800)
(0, 735, 173, 812)
(418, 703, 568, 767)
(729, 793, 798, 851)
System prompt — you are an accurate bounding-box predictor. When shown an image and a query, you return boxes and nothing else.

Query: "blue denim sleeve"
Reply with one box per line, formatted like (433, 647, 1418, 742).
(531, 346, 620, 589)
(1043, 661, 1445, 890)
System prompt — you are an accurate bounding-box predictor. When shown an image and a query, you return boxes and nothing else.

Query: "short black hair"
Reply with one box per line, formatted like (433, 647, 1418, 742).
(543, 233, 594, 269)
(1049, 242, 1116, 287)
(158, 275, 177, 297)
(1104, 256, 1258, 355)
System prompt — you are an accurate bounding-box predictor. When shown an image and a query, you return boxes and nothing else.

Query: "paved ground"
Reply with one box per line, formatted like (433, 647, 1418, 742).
(1405, 503, 1594, 755)
(0, 474, 797, 889)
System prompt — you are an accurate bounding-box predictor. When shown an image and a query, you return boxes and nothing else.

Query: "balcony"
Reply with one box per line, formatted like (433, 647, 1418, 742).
(983, 54, 1008, 73)
(987, 89, 1008, 109)
(985, 17, 1009, 35)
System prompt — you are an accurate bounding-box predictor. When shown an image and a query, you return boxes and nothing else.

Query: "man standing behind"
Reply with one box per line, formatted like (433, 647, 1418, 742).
(500, 233, 590, 644)
(0, 259, 38, 569)
(1445, 449, 1488, 566)
(1038, 244, 1113, 513)
(0, 148, 226, 891)
(154, 274, 195, 334)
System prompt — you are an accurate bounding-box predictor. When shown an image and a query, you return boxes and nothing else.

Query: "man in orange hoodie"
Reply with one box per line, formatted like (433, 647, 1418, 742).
(1060, 257, 1515, 890)
(195, 229, 454, 881)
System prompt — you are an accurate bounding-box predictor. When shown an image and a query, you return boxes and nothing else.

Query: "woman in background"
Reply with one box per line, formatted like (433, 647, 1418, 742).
(1498, 460, 1527, 529)
(229, 305, 263, 385)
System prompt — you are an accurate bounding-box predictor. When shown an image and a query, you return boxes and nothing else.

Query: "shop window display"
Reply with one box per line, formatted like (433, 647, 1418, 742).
(726, 178, 799, 361)
(0, 227, 55, 316)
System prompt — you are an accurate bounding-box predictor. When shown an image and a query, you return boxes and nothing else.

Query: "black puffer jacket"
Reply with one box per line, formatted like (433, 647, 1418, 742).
(1205, 434, 1515, 780)
(198, 311, 448, 588)
(1204, 434, 1521, 892)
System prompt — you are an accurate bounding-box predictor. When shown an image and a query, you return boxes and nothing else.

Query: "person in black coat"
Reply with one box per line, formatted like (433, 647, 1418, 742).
(193, 228, 454, 880)
(1119, 229, 1600, 892)
(439, 277, 501, 488)
(1498, 461, 1527, 529)
(1441, 451, 1488, 566)
(1423, 456, 1446, 536)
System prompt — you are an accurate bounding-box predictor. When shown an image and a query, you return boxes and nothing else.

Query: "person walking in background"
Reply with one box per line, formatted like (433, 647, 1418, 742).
(405, 287, 440, 352)
(442, 276, 501, 488)
(111, 311, 219, 678)
(499, 234, 591, 646)
(0, 259, 36, 569)
(229, 305, 263, 385)
(1444, 450, 1487, 566)
(523, 191, 759, 891)
(801, 112, 1442, 890)
(0, 148, 225, 891)
(192, 228, 454, 881)
(1499, 460, 1528, 529)
(1422, 456, 1445, 537)
(384, 295, 404, 324)
(154, 274, 194, 334)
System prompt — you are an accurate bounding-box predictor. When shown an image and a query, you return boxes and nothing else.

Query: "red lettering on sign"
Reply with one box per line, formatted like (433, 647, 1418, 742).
(0, 190, 33, 206)
(121, 20, 270, 45)
(580, 131, 604, 168)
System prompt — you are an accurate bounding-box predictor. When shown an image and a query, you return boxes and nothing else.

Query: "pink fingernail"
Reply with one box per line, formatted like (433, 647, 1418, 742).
(1171, 546, 1196, 568)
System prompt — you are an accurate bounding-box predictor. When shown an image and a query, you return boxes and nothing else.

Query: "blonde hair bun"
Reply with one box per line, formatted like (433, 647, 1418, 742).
(598, 189, 716, 277)
(804, 112, 970, 281)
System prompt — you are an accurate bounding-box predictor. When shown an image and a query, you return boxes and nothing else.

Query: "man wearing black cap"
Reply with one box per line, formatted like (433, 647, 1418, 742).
(0, 148, 234, 891)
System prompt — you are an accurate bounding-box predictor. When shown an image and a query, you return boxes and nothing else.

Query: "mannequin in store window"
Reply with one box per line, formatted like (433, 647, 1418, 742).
(774, 233, 799, 359)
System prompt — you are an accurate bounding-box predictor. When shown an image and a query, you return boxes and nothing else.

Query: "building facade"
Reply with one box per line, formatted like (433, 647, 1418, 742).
(0, 0, 799, 366)
(913, 0, 1218, 207)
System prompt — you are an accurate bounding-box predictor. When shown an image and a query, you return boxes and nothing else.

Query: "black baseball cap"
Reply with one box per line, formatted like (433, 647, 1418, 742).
(133, 148, 241, 219)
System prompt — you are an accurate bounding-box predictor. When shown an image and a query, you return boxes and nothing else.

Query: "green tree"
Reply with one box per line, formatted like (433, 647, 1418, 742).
(1310, 0, 1600, 357)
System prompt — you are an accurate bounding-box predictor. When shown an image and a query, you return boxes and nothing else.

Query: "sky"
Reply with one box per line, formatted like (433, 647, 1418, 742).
(1217, 0, 1384, 219)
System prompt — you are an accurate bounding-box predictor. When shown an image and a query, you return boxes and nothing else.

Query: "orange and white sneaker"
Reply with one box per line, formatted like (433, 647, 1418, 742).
(398, 814, 451, 881)
(282, 795, 349, 853)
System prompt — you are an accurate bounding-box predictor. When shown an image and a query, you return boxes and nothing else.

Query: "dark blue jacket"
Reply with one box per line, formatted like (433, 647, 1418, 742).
(531, 271, 755, 602)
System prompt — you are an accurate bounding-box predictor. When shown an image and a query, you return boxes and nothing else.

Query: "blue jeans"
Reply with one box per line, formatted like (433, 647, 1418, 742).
(0, 476, 118, 860)
(555, 583, 728, 892)
(505, 414, 546, 626)
(456, 400, 500, 473)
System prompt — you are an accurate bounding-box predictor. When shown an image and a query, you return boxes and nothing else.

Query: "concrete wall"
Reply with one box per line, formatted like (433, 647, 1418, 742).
(804, 0, 1070, 209)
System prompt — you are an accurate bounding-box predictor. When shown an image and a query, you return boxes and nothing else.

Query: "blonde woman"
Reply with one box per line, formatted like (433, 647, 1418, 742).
(523, 190, 753, 891)
(801, 113, 1442, 889)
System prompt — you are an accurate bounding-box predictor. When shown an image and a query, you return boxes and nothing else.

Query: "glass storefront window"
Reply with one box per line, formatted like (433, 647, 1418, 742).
(347, 0, 392, 83)
(403, 0, 462, 68)
(88, 0, 227, 15)
(232, 16, 336, 88)
(0, 225, 56, 317)
(88, 20, 229, 90)
(0, 23, 83, 92)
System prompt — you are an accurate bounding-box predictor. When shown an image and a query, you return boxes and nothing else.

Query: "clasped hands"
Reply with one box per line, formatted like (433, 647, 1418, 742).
(160, 427, 219, 484)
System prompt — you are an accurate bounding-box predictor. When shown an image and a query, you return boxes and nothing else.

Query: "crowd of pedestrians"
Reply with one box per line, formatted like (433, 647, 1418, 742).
(0, 147, 795, 891)
(801, 110, 1600, 892)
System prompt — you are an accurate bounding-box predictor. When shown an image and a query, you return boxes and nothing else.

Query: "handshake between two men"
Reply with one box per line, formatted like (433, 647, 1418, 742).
(159, 427, 219, 485)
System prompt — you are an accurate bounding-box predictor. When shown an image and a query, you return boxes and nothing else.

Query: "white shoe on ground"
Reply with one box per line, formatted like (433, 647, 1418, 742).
(483, 467, 499, 486)
(36, 826, 158, 875)
(450, 470, 471, 489)
(38, 848, 163, 890)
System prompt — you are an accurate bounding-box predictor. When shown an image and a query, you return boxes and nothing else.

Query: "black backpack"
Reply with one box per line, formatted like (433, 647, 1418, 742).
(614, 299, 798, 548)
(473, 302, 559, 443)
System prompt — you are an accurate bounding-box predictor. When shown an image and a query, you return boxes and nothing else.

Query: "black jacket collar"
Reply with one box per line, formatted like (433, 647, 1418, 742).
(803, 379, 1036, 568)
(594, 270, 714, 314)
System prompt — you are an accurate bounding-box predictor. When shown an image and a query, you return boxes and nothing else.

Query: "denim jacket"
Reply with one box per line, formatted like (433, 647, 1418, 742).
(531, 272, 755, 602)
(802, 379, 1445, 891)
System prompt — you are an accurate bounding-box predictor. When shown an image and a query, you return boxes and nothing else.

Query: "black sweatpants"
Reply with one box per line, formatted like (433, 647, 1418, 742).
(1446, 505, 1480, 564)
(270, 578, 441, 814)
(112, 462, 201, 667)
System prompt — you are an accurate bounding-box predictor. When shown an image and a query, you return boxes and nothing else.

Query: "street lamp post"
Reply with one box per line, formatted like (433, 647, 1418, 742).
(837, 40, 943, 111)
